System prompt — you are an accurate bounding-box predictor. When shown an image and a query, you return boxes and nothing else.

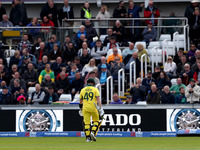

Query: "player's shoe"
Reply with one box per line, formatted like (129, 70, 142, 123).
(86, 138, 92, 142)
(90, 132, 96, 142)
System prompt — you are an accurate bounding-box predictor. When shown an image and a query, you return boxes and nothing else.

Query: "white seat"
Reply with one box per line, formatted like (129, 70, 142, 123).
(28, 87, 36, 94)
(136, 101, 147, 105)
(99, 35, 107, 43)
(72, 94, 80, 102)
(4, 49, 15, 58)
(162, 41, 175, 56)
(134, 41, 146, 49)
(149, 48, 162, 63)
(173, 34, 185, 49)
(171, 78, 177, 86)
(148, 41, 160, 49)
(59, 94, 72, 102)
(159, 34, 171, 41)
(6, 57, 10, 67)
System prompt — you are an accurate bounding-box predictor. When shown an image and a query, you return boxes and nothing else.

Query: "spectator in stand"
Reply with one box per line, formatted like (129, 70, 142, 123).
(62, 42, 77, 63)
(193, 62, 200, 84)
(40, 0, 58, 27)
(62, 36, 71, 49)
(107, 47, 123, 64)
(128, 0, 144, 38)
(43, 86, 58, 104)
(46, 35, 61, 53)
(113, 1, 127, 26)
(9, 51, 20, 69)
(180, 63, 194, 85)
(97, 56, 111, 72)
(144, 0, 160, 25)
(32, 37, 42, 55)
(122, 43, 136, 58)
(56, 67, 68, 80)
(146, 84, 161, 104)
(0, 64, 8, 84)
(173, 49, 184, 65)
(23, 63, 38, 88)
(9, 65, 18, 81)
(84, 71, 100, 87)
(130, 78, 146, 103)
(124, 52, 141, 78)
(38, 64, 55, 84)
(74, 57, 83, 72)
(113, 20, 126, 43)
(96, 5, 111, 35)
(18, 56, 30, 76)
(27, 17, 41, 39)
(37, 55, 52, 74)
(35, 42, 48, 64)
(76, 34, 88, 50)
(0, 14, 13, 27)
(91, 40, 107, 65)
(188, 7, 200, 44)
(10, 0, 27, 26)
(0, 1, 6, 22)
(156, 71, 171, 91)
(0, 86, 13, 105)
(41, 16, 54, 33)
(106, 36, 120, 52)
(190, 50, 200, 65)
(78, 42, 91, 57)
(177, 55, 188, 77)
(142, 21, 157, 45)
(142, 70, 156, 93)
(85, 19, 97, 45)
(170, 78, 186, 97)
(52, 57, 66, 77)
(9, 72, 26, 89)
(41, 74, 55, 91)
(110, 56, 124, 80)
(192, 59, 200, 74)
(82, 58, 97, 77)
(187, 44, 197, 61)
(75, 25, 87, 46)
(80, 49, 92, 66)
(49, 43, 62, 63)
(185, 0, 200, 19)
(164, 56, 177, 79)
(70, 71, 84, 98)
(18, 34, 32, 54)
(81, 2, 92, 20)
(68, 63, 78, 83)
(103, 28, 114, 46)
(110, 93, 123, 104)
(98, 64, 111, 103)
(123, 95, 134, 104)
(161, 85, 175, 104)
(152, 65, 161, 80)
(185, 78, 200, 103)
(58, 0, 74, 28)
(0, 81, 7, 90)
(28, 84, 45, 105)
(137, 44, 149, 63)
(16, 88, 28, 105)
(175, 87, 187, 104)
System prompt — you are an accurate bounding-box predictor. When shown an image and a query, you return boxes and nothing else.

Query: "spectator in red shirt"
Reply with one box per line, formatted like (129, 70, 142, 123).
(41, 16, 54, 33)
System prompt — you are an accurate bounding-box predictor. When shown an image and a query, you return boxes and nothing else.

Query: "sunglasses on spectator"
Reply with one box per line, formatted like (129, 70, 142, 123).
(115, 59, 120, 61)
(168, 59, 172, 60)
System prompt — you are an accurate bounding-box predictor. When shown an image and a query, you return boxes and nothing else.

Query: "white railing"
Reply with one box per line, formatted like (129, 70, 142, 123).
(173, 32, 179, 53)
(95, 83, 102, 100)
(118, 68, 125, 97)
(106, 76, 113, 104)
(162, 39, 169, 65)
(151, 47, 159, 73)
(184, 24, 190, 51)
(141, 54, 147, 80)
(130, 61, 136, 89)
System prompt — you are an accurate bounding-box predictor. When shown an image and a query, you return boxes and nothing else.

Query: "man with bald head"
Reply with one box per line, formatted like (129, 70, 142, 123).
(0, 14, 13, 27)
(170, 78, 186, 97)
(147, 84, 161, 104)
(35, 42, 48, 63)
(122, 43, 137, 58)
(124, 52, 141, 78)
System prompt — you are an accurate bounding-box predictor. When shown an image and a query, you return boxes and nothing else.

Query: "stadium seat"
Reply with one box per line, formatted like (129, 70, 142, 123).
(149, 48, 162, 63)
(72, 94, 80, 102)
(148, 41, 160, 49)
(28, 87, 36, 94)
(162, 41, 175, 56)
(99, 35, 107, 43)
(159, 34, 171, 47)
(134, 41, 146, 49)
(59, 94, 72, 102)
(173, 34, 185, 49)
(136, 101, 147, 105)
(171, 78, 177, 86)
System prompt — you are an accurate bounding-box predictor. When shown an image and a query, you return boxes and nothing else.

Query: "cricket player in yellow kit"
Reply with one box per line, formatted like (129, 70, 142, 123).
(79, 78, 104, 142)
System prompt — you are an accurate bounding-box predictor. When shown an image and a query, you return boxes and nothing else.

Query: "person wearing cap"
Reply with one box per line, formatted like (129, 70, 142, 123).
(185, 78, 200, 103)
(185, 0, 200, 19)
(106, 36, 119, 52)
(124, 95, 134, 104)
(97, 57, 111, 72)
(0, 86, 13, 104)
(142, 70, 156, 93)
(43, 86, 58, 104)
(142, 21, 157, 44)
(79, 78, 104, 142)
(84, 71, 100, 87)
(144, 0, 160, 25)
(16, 95, 26, 105)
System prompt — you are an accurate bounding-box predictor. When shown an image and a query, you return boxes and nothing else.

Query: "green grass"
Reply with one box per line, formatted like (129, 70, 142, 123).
(0, 137, 200, 150)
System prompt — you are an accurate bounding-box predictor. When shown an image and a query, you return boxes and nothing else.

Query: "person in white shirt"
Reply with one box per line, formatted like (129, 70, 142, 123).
(164, 56, 177, 79)
(82, 58, 98, 77)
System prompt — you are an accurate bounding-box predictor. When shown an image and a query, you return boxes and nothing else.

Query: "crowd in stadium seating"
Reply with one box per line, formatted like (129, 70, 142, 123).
(0, 0, 200, 105)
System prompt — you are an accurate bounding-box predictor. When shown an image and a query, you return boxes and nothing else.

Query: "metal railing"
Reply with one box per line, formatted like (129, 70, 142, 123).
(118, 68, 125, 97)
(95, 83, 102, 100)
(106, 76, 113, 104)
(173, 31, 180, 53)
(151, 47, 159, 73)
(129, 61, 136, 89)
(141, 54, 147, 80)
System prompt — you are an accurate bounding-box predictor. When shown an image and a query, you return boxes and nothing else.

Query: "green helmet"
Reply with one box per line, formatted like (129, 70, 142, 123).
(87, 78, 95, 84)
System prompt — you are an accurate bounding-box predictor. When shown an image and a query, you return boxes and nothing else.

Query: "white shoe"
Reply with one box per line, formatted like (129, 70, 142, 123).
(90, 132, 96, 142)
(86, 138, 92, 142)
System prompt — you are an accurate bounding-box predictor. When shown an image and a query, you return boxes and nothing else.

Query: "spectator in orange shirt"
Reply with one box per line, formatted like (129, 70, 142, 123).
(107, 47, 123, 64)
